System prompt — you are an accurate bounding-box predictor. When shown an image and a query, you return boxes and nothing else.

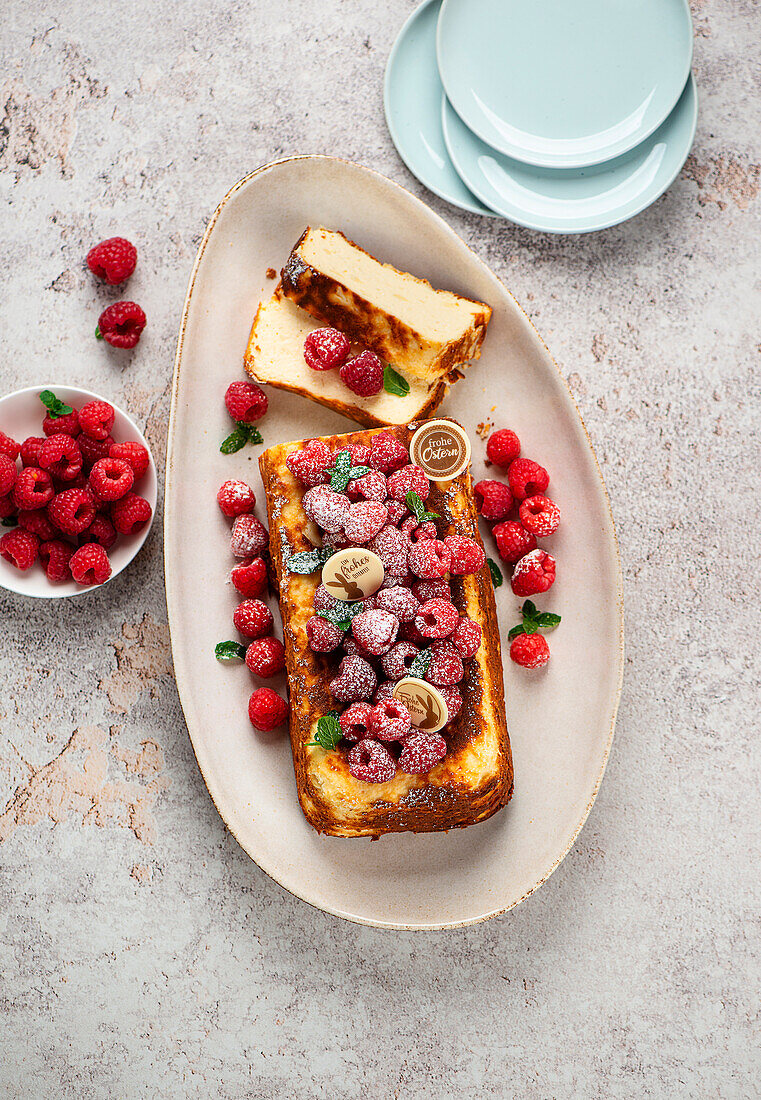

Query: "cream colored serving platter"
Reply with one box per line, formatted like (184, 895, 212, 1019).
(165, 156, 624, 929)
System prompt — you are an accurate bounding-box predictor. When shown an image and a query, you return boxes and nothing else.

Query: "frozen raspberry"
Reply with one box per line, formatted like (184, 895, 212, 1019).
(444, 535, 485, 575)
(411, 579, 451, 603)
(217, 479, 255, 518)
(0, 431, 20, 462)
(408, 539, 451, 580)
(508, 457, 549, 502)
(343, 501, 388, 544)
(385, 500, 408, 526)
(381, 640, 420, 680)
(13, 468, 55, 510)
(233, 599, 274, 639)
(401, 517, 436, 542)
(474, 479, 513, 522)
(231, 556, 268, 598)
(438, 685, 463, 723)
(39, 539, 74, 582)
(42, 410, 80, 438)
(286, 440, 334, 487)
(339, 350, 384, 396)
(347, 738, 396, 783)
(486, 428, 521, 468)
(79, 514, 117, 550)
(387, 464, 430, 502)
(230, 514, 268, 558)
(86, 237, 137, 285)
(0, 528, 39, 570)
(426, 641, 464, 686)
(345, 443, 372, 466)
(374, 586, 420, 622)
(78, 433, 114, 471)
(510, 633, 550, 669)
(339, 702, 373, 741)
(511, 549, 556, 596)
(17, 510, 56, 541)
(304, 327, 350, 371)
(0, 454, 16, 497)
(248, 688, 289, 731)
(415, 598, 459, 640)
(79, 400, 115, 441)
(313, 583, 341, 613)
(111, 492, 152, 535)
(451, 617, 482, 659)
(351, 609, 398, 656)
(48, 488, 96, 536)
(370, 525, 409, 576)
(20, 437, 45, 466)
(368, 432, 408, 474)
(109, 441, 149, 480)
(347, 470, 387, 503)
(224, 380, 268, 424)
(96, 301, 146, 349)
(245, 636, 285, 677)
(519, 495, 561, 537)
(329, 656, 377, 702)
(374, 681, 396, 705)
(493, 520, 537, 565)
(306, 615, 343, 652)
(70, 543, 111, 585)
(38, 434, 82, 482)
(368, 698, 412, 742)
(302, 485, 349, 533)
(399, 731, 447, 775)
(88, 457, 134, 501)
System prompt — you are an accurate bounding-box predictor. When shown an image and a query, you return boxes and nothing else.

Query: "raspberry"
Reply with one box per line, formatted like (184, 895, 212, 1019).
(519, 495, 561, 537)
(381, 640, 420, 680)
(339, 702, 373, 741)
(346, 738, 396, 783)
(351, 609, 399, 656)
(411, 579, 451, 603)
(385, 500, 408, 526)
(224, 380, 268, 423)
(414, 597, 459, 639)
(96, 301, 146, 349)
(398, 731, 447, 775)
(322, 530, 350, 550)
(0, 497, 15, 519)
(302, 485, 349, 533)
(508, 457, 549, 502)
(444, 535, 485, 575)
(313, 583, 341, 613)
(217, 479, 255, 518)
(408, 539, 451, 580)
(13, 468, 55, 510)
(379, 571, 412, 590)
(39, 434, 82, 482)
(347, 470, 387, 503)
(48, 488, 96, 536)
(329, 655, 377, 702)
(510, 633, 550, 669)
(39, 539, 74, 582)
(88, 457, 134, 501)
(438, 685, 463, 723)
(493, 520, 537, 565)
(374, 586, 420, 622)
(108, 441, 150, 480)
(306, 615, 343, 652)
(370, 525, 409, 576)
(79, 400, 115, 441)
(233, 599, 274, 639)
(70, 543, 111, 585)
(248, 688, 289, 731)
(368, 432, 408, 474)
(230, 514, 268, 558)
(17, 510, 56, 541)
(343, 501, 388, 544)
(486, 428, 521, 468)
(304, 328, 350, 371)
(401, 517, 436, 542)
(0, 528, 38, 570)
(19, 436, 45, 466)
(345, 443, 372, 466)
(111, 492, 152, 535)
(86, 236, 137, 285)
(79, 514, 117, 550)
(245, 636, 285, 677)
(374, 681, 396, 705)
(426, 641, 464, 686)
(231, 556, 268, 598)
(368, 698, 412, 742)
(474, 479, 513, 522)
(78, 433, 114, 471)
(387, 464, 430, 502)
(42, 410, 80, 438)
(286, 440, 334, 487)
(339, 350, 384, 396)
(451, 617, 482, 659)
(342, 638, 364, 658)
(0, 454, 16, 497)
(0, 431, 20, 461)
(511, 549, 556, 596)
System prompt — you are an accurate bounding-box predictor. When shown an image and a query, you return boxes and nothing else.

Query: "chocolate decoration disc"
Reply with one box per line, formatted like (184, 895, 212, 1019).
(321, 547, 384, 602)
(393, 677, 448, 733)
(410, 420, 471, 481)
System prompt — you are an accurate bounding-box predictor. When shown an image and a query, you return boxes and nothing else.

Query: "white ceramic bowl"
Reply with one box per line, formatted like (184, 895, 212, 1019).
(0, 385, 157, 599)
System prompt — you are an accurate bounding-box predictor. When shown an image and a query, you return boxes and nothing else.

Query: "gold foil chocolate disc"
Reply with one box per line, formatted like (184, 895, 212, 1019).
(410, 420, 471, 481)
(321, 547, 385, 602)
(393, 677, 448, 733)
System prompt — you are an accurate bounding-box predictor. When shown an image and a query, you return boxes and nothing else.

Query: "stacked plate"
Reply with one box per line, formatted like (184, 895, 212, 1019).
(384, 0, 697, 233)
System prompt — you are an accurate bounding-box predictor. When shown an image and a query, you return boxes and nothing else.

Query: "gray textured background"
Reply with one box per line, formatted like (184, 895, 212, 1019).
(1, 1, 759, 1097)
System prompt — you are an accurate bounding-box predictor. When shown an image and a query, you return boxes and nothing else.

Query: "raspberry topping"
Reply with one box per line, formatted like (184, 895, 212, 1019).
(233, 599, 274, 639)
(224, 380, 268, 424)
(444, 535, 485, 575)
(339, 350, 384, 396)
(345, 443, 372, 466)
(13, 468, 55, 511)
(493, 520, 537, 565)
(370, 524, 409, 576)
(508, 457, 549, 501)
(374, 681, 396, 705)
(398, 731, 447, 775)
(351, 609, 399, 656)
(408, 539, 452, 580)
(39, 539, 74, 582)
(286, 440, 334, 487)
(511, 549, 556, 596)
(387, 464, 430, 502)
(347, 470, 387, 502)
(519, 494, 561, 537)
(89, 456, 134, 501)
(374, 586, 420, 622)
(368, 432, 408, 474)
(313, 583, 341, 612)
(343, 501, 388, 544)
(108, 441, 150, 480)
(231, 556, 268, 599)
(230, 514, 269, 558)
(486, 428, 521, 468)
(306, 615, 343, 652)
(346, 739, 396, 783)
(304, 328, 351, 371)
(451, 617, 482, 659)
(217, 479, 255, 518)
(426, 641, 464, 686)
(0, 431, 20, 462)
(380, 641, 420, 680)
(329, 655, 378, 702)
(368, 698, 412, 742)
(79, 400, 115, 441)
(302, 485, 350, 533)
(0, 528, 39, 571)
(414, 597, 459, 639)
(510, 633, 550, 669)
(86, 237, 137, 285)
(110, 492, 152, 535)
(0, 453, 17, 497)
(96, 301, 146, 349)
(334, 702, 370, 742)
(384, 500, 408, 526)
(245, 636, 285, 678)
(70, 543, 112, 585)
(48, 488, 96, 536)
(248, 688, 289, 731)
(474, 479, 513, 522)
(39, 434, 83, 482)
(411, 579, 451, 603)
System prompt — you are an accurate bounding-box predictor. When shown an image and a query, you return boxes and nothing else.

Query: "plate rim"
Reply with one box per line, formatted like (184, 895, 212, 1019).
(165, 154, 625, 929)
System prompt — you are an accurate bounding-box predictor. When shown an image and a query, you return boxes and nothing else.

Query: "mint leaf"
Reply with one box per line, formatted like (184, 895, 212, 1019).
(487, 558, 503, 588)
(407, 648, 432, 680)
(1, 516, 18, 527)
(39, 390, 73, 419)
(95, 325, 103, 340)
(287, 547, 335, 574)
(522, 600, 538, 621)
(523, 620, 537, 634)
(507, 624, 525, 641)
(215, 640, 247, 662)
(245, 425, 263, 445)
(404, 490, 440, 524)
(220, 427, 249, 454)
(317, 601, 362, 631)
(535, 612, 561, 629)
(328, 449, 355, 491)
(348, 465, 370, 480)
(383, 365, 410, 397)
(308, 712, 342, 751)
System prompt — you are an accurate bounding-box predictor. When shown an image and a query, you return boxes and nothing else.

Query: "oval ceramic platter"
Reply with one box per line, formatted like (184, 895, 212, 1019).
(166, 156, 624, 929)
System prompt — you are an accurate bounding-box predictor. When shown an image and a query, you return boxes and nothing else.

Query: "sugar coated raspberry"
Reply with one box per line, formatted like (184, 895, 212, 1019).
(508, 457, 549, 502)
(370, 525, 409, 576)
(519, 495, 561, 537)
(313, 583, 341, 613)
(379, 640, 418, 681)
(248, 688, 289, 731)
(474, 479, 513, 522)
(0, 430, 21, 461)
(231, 556, 268, 598)
(399, 618, 427, 645)
(368, 432, 408, 474)
(304, 327, 350, 371)
(398, 731, 447, 775)
(42, 410, 80, 437)
(438, 685, 463, 723)
(387, 464, 430, 502)
(444, 535, 485, 575)
(89, 456, 134, 501)
(344, 443, 371, 467)
(368, 698, 412, 742)
(411, 579, 451, 602)
(493, 520, 537, 565)
(230, 514, 268, 558)
(451, 617, 482, 659)
(233, 599, 274, 639)
(109, 441, 150, 480)
(48, 488, 96, 536)
(343, 501, 388, 544)
(78, 433, 114, 471)
(20, 437, 45, 466)
(39, 434, 82, 482)
(351, 608, 399, 656)
(302, 485, 349, 533)
(339, 702, 373, 741)
(511, 548, 556, 596)
(13, 468, 55, 510)
(486, 428, 521, 468)
(79, 400, 115, 441)
(18, 510, 56, 540)
(245, 636, 285, 677)
(111, 492, 152, 536)
(70, 543, 111, 585)
(329, 655, 377, 702)
(0, 528, 39, 570)
(385, 500, 408, 526)
(426, 641, 464, 686)
(86, 237, 137, 285)
(347, 738, 396, 783)
(217, 479, 255, 518)
(339, 350, 384, 396)
(96, 301, 146, 349)
(408, 539, 451, 580)
(510, 633, 550, 669)
(0, 454, 16, 497)
(224, 379, 268, 424)
(286, 440, 334, 487)
(374, 681, 396, 705)
(414, 598, 459, 640)
(306, 615, 343, 653)
(347, 470, 387, 503)
(374, 586, 420, 622)
(39, 539, 74, 582)
(79, 514, 117, 550)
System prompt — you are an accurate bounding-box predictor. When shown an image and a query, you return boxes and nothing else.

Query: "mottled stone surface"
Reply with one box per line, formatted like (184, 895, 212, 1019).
(1, 2, 759, 1097)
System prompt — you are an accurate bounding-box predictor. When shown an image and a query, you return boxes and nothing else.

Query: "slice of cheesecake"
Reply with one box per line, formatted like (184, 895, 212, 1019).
(280, 227, 492, 384)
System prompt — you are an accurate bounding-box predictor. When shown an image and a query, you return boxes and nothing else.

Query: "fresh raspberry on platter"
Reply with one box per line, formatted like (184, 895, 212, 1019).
(248, 688, 289, 731)
(20, 437, 46, 466)
(302, 485, 349, 533)
(438, 685, 463, 722)
(370, 525, 409, 576)
(374, 586, 420, 622)
(233, 599, 274, 639)
(42, 410, 80, 438)
(486, 428, 521, 468)
(217, 479, 255, 518)
(17, 510, 56, 541)
(111, 492, 152, 535)
(511, 549, 556, 596)
(339, 350, 384, 396)
(0, 430, 20, 462)
(510, 633, 550, 669)
(508, 457, 549, 501)
(79, 514, 117, 550)
(351, 609, 399, 656)
(474, 479, 513, 522)
(304, 328, 350, 371)
(86, 237, 137, 285)
(493, 520, 537, 565)
(224, 380, 268, 423)
(79, 400, 115, 442)
(343, 501, 388, 543)
(0, 453, 17, 497)
(346, 738, 396, 783)
(96, 301, 146, 349)
(78, 433, 114, 471)
(0, 528, 39, 571)
(411, 579, 451, 603)
(69, 543, 112, 585)
(231, 557, 268, 599)
(519, 495, 561, 537)
(230, 514, 268, 558)
(245, 637, 285, 678)
(347, 469, 387, 502)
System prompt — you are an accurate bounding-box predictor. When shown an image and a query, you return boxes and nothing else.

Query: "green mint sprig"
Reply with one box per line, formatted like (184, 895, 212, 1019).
(407, 648, 432, 680)
(286, 546, 335, 574)
(308, 712, 342, 751)
(507, 600, 561, 641)
(317, 600, 363, 632)
(383, 365, 410, 397)
(220, 422, 264, 454)
(487, 558, 504, 588)
(39, 390, 73, 419)
(327, 449, 370, 492)
(405, 490, 440, 524)
(215, 640, 247, 662)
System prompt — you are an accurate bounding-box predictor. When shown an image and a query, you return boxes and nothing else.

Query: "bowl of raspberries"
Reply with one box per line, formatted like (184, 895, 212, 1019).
(0, 385, 157, 598)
